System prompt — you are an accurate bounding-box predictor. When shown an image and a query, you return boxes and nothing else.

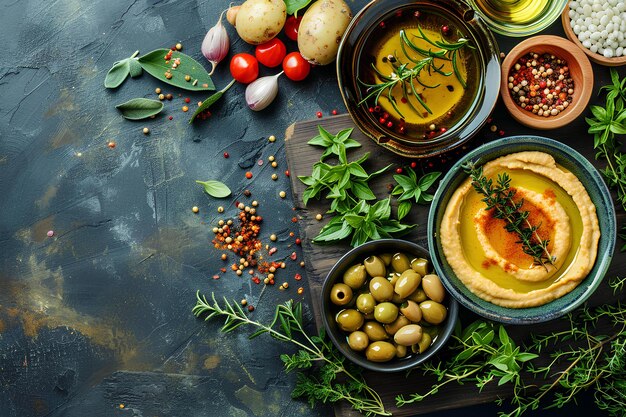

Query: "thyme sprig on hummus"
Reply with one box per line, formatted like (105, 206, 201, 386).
(463, 161, 556, 269)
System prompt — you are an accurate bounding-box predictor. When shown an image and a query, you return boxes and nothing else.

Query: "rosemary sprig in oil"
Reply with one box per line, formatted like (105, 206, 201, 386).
(358, 26, 472, 118)
(463, 161, 556, 269)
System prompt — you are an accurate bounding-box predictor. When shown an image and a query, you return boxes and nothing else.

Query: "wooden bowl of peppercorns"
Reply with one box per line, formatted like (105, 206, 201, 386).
(500, 35, 593, 130)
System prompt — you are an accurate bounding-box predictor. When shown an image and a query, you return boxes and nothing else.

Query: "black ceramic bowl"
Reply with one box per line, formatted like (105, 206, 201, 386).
(337, 0, 500, 158)
(321, 239, 459, 372)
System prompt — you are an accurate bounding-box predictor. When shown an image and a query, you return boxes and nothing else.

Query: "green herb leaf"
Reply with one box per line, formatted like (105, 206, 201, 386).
(397, 200, 411, 220)
(195, 180, 231, 198)
(138, 49, 215, 91)
(284, 0, 313, 15)
(115, 98, 164, 120)
(128, 58, 143, 78)
(189, 79, 236, 123)
(105, 60, 130, 89)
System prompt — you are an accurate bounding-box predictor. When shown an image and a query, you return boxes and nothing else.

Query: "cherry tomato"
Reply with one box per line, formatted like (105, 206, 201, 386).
(284, 15, 302, 41)
(230, 53, 259, 84)
(282, 52, 311, 81)
(255, 38, 287, 68)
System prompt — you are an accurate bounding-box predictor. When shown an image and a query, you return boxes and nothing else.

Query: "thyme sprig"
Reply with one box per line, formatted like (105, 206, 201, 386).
(192, 292, 390, 416)
(358, 26, 472, 118)
(463, 161, 556, 269)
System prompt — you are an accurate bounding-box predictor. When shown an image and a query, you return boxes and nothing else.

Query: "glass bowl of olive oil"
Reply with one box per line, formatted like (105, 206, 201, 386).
(337, 0, 500, 158)
(467, 0, 568, 37)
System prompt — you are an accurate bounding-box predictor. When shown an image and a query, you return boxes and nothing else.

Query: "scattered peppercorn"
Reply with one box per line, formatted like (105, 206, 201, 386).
(316, 111, 322, 118)
(47, 230, 54, 237)
(279, 191, 286, 198)
(221, 253, 228, 261)
(143, 127, 150, 135)
(241, 299, 247, 306)
(331, 109, 338, 115)
(243, 189, 252, 197)
(315, 213, 322, 221)
(245, 172, 253, 179)
(396, 167, 403, 174)
(223, 152, 229, 158)
(271, 161, 278, 168)
(182, 106, 189, 112)
(247, 305, 254, 312)
(297, 287, 304, 295)
(268, 135, 276, 142)
(271, 173, 278, 180)
(268, 156, 275, 162)
(192, 206, 199, 213)
(166, 93, 173, 100)
(107, 141, 116, 149)
(270, 234, 277, 241)
(295, 238, 301, 245)
(217, 206, 224, 213)
(185, 75, 191, 82)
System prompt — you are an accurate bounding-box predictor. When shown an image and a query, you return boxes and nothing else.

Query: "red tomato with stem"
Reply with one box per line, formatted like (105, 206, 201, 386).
(282, 52, 311, 81)
(255, 38, 287, 68)
(284, 16, 302, 41)
(230, 53, 259, 84)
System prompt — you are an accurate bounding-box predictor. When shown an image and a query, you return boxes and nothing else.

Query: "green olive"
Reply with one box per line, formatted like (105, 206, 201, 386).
(365, 341, 397, 362)
(395, 343, 408, 358)
(342, 264, 367, 289)
(391, 292, 405, 304)
(406, 288, 428, 303)
(379, 253, 393, 266)
(347, 331, 369, 351)
(330, 283, 353, 306)
(422, 274, 446, 303)
(414, 332, 432, 353)
(356, 293, 376, 314)
(374, 302, 399, 324)
(394, 270, 422, 299)
(384, 315, 410, 336)
(388, 272, 401, 286)
(369, 276, 394, 302)
(391, 253, 411, 273)
(400, 300, 423, 322)
(336, 309, 364, 332)
(363, 321, 388, 341)
(419, 301, 448, 325)
(364, 255, 386, 277)
(394, 324, 423, 346)
(411, 257, 430, 276)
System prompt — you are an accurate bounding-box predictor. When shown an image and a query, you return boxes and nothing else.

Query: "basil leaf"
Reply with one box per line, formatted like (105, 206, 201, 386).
(138, 49, 215, 91)
(128, 58, 143, 78)
(285, 0, 313, 16)
(397, 201, 411, 220)
(104, 60, 130, 89)
(195, 180, 231, 198)
(115, 98, 164, 120)
(189, 79, 236, 123)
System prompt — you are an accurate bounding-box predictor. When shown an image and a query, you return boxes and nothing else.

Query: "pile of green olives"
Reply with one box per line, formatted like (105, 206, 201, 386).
(330, 252, 448, 363)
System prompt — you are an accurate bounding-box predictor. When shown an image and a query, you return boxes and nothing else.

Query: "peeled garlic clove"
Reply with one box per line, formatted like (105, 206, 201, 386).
(201, 11, 230, 75)
(245, 72, 282, 111)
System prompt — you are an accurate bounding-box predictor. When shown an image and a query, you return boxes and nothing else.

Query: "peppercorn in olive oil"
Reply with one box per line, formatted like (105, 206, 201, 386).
(358, 9, 479, 139)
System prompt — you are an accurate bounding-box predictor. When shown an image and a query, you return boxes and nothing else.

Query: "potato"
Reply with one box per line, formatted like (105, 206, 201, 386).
(235, 0, 286, 45)
(298, 0, 352, 65)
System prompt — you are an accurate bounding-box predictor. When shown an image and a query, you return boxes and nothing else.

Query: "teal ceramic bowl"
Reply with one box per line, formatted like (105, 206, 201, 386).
(321, 239, 459, 372)
(427, 136, 616, 324)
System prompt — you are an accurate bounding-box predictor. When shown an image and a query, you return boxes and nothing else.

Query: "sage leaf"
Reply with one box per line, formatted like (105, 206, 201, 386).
(104, 50, 140, 89)
(104, 60, 130, 89)
(115, 98, 164, 120)
(128, 58, 143, 78)
(284, 0, 312, 15)
(189, 79, 236, 123)
(196, 180, 231, 198)
(138, 49, 215, 91)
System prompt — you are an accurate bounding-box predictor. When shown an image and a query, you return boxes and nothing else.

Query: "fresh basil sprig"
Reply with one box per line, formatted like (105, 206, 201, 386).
(392, 168, 442, 220)
(115, 98, 163, 120)
(313, 198, 415, 247)
(307, 126, 361, 160)
(196, 180, 231, 198)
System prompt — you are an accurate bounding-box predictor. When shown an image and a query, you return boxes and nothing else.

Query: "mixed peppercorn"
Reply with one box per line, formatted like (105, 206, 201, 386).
(508, 52, 575, 118)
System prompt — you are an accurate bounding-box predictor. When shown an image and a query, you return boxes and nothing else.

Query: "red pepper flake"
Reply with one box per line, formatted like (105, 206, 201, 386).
(212, 274, 220, 280)
(396, 167, 403, 174)
(220, 267, 227, 273)
(245, 172, 253, 179)
(294, 273, 302, 281)
(184, 97, 191, 103)
(291, 216, 298, 223)
(252, 276, 261, 284)
(290, 252, 297, 260)
(269, 247, 277, 255)
(410, 161, 417, 168)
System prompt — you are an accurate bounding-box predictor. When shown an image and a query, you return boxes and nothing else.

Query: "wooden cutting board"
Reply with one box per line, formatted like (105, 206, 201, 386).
(284, 114, 625, 416)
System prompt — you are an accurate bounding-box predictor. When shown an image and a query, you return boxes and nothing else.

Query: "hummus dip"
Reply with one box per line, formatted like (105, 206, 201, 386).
(440, 151, 600, 308)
